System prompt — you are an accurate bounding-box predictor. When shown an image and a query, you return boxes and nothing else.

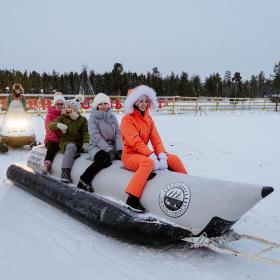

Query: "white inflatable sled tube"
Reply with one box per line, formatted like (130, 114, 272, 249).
(23, 145, 274, 238)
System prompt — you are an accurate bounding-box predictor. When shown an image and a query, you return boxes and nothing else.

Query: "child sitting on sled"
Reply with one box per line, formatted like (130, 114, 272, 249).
(77, 92, 123, 192)
(48, 94, 89, 183)
(41, 92, 65, 174)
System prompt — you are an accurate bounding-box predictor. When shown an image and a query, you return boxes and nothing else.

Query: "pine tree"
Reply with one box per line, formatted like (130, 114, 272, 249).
(205, 73, 222, 97)
(250, 75, 258, 98)
(223, 71, 232, 97)
(191, 75, 202, 97)
(272, 62, 280, 91)
(257, 71, 265, 97)
(232, 72, 242, 98)
(111, 63, 124, 95)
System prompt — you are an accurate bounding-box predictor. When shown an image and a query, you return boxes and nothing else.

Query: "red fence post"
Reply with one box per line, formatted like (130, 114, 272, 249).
(115, 99, 123, 109)
(27, 98, 39, 110)
(41, 98, 52, 110)
(1, 98, 7, 110)
(81, 98, 91, 110)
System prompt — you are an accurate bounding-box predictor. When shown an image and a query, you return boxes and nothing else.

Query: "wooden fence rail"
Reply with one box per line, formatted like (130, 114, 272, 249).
(0, 95, 278, 114)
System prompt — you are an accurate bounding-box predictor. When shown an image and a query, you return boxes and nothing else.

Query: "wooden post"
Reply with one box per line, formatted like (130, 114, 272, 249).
(263, 98, 266, 110)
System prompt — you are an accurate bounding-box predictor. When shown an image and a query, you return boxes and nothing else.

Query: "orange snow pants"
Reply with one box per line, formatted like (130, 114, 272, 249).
(123, 153, 187, 198)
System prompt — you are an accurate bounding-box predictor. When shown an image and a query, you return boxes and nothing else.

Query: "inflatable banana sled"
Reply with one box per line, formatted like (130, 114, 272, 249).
(6, 145, 274, 244)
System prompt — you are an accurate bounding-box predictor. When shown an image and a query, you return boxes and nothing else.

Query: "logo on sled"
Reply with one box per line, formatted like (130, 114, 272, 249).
(159, 182, 191, 218)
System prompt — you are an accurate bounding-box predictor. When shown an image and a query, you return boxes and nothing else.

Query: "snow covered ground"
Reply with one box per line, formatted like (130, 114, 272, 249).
(0, 111, 279, 279)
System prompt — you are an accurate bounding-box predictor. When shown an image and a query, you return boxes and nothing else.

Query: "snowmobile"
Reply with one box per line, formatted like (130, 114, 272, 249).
(0, 100, 37, 148)
(6, 145, 280, 265)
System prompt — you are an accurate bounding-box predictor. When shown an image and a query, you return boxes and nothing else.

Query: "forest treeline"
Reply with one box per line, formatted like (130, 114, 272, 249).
(1, 62, 280, 97)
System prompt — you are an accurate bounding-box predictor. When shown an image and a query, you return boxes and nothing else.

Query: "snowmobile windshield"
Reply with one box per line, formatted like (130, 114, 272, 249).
(5, 100, 27, 119)
(4, 100, 29, 129)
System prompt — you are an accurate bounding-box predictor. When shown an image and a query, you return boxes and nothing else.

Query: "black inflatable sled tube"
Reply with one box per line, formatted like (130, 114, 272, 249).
(6, 164, 193, 244)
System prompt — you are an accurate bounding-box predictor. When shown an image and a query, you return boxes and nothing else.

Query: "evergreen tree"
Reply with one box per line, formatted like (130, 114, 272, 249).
(1, 62, 280, 99)
(257, 71, 265, 97)
(272, 62, 280, 91)
(52, 71, 60, 92)
(23, 71, 31, 93)
(250, 75, 258, 98)
(150, 67, 162, 95)
(205, 73, 222, 97)
(167, 72, 178, 96)
(190, 75, 202, 97)
(223, 71, 232, 97)
(232, 72, 242, 98)
(111, 63, 124, 95)
(29, 71, 41, 94)
(178, 72, 192, 96)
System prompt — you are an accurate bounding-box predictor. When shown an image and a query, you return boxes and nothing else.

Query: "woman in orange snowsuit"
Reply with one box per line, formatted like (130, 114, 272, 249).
(120, 85, 187, 212)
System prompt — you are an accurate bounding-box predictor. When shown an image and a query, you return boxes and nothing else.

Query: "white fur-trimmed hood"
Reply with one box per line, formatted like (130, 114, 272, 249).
(124, 85, 158, 115)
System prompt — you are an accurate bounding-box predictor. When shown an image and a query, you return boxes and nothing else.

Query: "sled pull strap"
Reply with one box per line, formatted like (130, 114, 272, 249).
(206, 242, 280, 265)
(183, 231, 280, 265)
(240, 234, 280, 257)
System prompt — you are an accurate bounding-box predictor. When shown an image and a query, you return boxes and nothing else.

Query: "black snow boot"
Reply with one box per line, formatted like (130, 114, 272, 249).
(77, 179, 94, 193)
(147, 171, 156, 181)
(126, 194, 145, 213)
(61, 168, 71, 183)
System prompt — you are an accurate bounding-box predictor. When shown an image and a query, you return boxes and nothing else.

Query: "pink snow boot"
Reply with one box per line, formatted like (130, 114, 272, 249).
(40, 160, 52, 174)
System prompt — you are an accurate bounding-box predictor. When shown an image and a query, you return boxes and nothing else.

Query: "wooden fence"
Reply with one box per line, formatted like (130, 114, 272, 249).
(0, 94, 278, 114)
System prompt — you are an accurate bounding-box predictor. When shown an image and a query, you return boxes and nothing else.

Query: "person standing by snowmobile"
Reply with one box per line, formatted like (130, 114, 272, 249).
(48, 94, 89, 183)
(0, 136, 9, 153)
(6, 83, 27, 111)
(40, 92, 66, 174)
(77, 92, 123, 192)
(120, 85, 187, 212)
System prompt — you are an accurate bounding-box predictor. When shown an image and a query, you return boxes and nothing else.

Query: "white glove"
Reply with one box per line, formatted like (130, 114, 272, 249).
(158, 152, 168, 170)
(149, 153, 161, 171)
(57, 123, 68, 133)
(82, 143, 89, 153)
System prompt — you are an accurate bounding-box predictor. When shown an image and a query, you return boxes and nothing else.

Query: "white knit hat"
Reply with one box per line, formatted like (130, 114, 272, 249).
(66, 94, 85, 112)
(124, 85, 158, 115)
(52, 92, 65, 105)
(92, 93, 111, 109)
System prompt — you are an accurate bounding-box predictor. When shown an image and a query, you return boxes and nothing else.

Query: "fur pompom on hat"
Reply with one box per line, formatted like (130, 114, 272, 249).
(12, 83, 24, 93)
(66, 94, 85, 112)
(124, 85, 158, 115)
(92, 93, 111, 109)
(52, 92, 65, 105)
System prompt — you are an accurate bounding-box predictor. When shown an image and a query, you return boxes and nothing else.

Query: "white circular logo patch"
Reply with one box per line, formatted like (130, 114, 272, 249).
(159, 182, 191, 218)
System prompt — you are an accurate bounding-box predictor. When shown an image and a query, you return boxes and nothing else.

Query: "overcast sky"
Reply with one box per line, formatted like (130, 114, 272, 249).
(0, 0, 279, 80)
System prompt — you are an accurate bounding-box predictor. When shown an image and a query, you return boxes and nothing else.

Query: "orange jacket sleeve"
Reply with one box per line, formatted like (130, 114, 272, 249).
(121, 116, 152, 156)
(149, 118, 166, 155)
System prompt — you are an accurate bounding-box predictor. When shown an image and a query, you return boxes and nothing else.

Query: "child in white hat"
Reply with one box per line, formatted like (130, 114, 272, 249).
(77, 92, 123, 192)
(40, 92, 66, 174)
(48, 94, 89, 183)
